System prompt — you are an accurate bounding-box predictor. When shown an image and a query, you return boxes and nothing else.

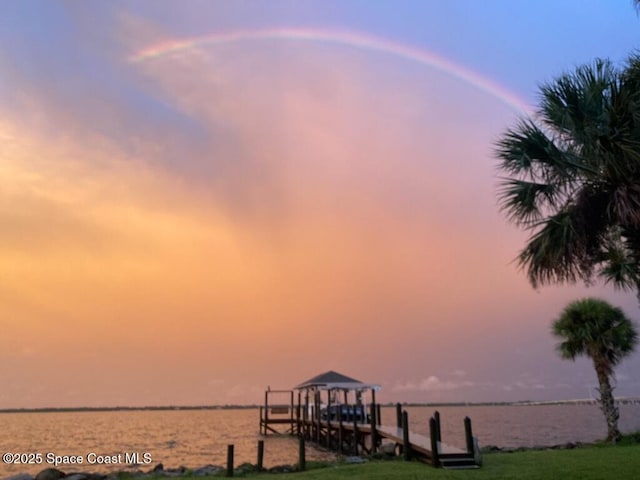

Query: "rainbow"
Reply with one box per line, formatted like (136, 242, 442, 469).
(129, 27, 531, 114)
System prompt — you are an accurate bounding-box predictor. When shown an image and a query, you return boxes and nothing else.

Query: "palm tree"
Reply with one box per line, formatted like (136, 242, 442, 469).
(495, 56, 640, 297)
(553, 298, 637, 442)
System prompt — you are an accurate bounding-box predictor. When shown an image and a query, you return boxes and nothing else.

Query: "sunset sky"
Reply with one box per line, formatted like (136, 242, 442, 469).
(1, 1, 640, 408)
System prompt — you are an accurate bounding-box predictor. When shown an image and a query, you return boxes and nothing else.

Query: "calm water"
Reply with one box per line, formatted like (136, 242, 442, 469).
(1, 404, 640, 478)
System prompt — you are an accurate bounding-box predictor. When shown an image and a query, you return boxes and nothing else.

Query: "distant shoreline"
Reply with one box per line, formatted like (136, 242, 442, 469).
(2, 397, 639, 414)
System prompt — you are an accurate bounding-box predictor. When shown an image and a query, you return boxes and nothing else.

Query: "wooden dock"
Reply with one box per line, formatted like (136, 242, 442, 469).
(260, 395, 479, 468)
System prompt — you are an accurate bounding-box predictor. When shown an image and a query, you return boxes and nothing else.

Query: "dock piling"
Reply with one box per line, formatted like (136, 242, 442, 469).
(370, 404, 377, 454)
(226, 444, 234, 477)
(402, 410, 410, 461)
(434, 410, 442, 443)
(464, 416, 474, 454)
(353, 414, 358, 455)
(298, 436, 306, 471)
(429, 417, 440, 468)
(256, 440, 264, 471)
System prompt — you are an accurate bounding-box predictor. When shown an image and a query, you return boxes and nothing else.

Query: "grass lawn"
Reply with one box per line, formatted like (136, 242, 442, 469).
(243, 443, 640, 479)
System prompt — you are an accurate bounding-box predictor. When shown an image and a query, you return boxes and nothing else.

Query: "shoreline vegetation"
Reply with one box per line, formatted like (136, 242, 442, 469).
(2, 397, 640, 414)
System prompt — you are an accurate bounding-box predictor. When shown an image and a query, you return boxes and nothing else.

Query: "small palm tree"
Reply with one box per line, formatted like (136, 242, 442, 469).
(553, 298, 637, 442)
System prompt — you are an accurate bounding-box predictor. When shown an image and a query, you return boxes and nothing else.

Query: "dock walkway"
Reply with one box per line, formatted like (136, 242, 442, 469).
(261, 400, 479, 468)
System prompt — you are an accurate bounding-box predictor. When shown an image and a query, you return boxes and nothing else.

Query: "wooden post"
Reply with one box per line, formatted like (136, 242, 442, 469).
(298, 436, 306, 471)
(402, 410, 410, 461)
(304, 392, 309, 421)
(429, 417, 440, 467)
(377, 404, 382, 426)
(304, 391, 310, 439)
(370, 404, 377, 454)
(396, 403, 402, 428)
(434, 410, 441, 443)
(290, 390, 295, 434)
(257, 440, 264, 471)
(353, 414, 358, 455)
(297, 391, 302, 436)
(259, 406, 263, 435)
(338, 403, 344, 454)
(316, 390, 321, 444)
(263, 393, 269, 437)
(310, 405, 314, 440)
(326, 389, 332, 448)
(226, 444, 234, 477)
(295, 403, 300, 436)
(264, 405, 269, 435)
(464, 416, 474, 454)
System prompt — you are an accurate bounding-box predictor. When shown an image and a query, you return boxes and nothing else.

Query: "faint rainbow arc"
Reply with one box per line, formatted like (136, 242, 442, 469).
(129, 27, 532, 114)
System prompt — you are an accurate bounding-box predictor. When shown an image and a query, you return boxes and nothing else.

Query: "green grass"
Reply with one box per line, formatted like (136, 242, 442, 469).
(126, 435, 640, 480)
(247, 443, 640, 480)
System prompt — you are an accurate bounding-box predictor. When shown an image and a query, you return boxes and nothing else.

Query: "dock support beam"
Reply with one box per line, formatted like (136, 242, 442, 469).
(298, 436, 306, 471)
(429, 417, 440, 468)
(402, 410, 410, 461)
(256, 440, 264, 471)
(464, 416, 474, 454)
(369, 404, 377, 453)
(226, 444, 234, 477)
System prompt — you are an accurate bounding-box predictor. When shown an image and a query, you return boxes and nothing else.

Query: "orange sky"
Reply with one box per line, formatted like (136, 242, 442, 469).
(1, 4, 639, 408)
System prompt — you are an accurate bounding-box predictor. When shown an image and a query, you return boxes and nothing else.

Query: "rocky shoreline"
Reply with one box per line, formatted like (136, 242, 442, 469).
(2, 462, 289, 480)
(0, 443, 596, 480)
(6, 436, 638, 480)
(2, 456, 372, 480)
(480, 441, 587, 453)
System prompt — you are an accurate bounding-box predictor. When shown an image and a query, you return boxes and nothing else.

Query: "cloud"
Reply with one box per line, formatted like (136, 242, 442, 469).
(2, 6, 639, 407)
(392, 376, 475, 393)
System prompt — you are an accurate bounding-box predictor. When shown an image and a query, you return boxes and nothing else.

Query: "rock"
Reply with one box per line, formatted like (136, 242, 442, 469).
(235, 463, 257, 474)
(64, 475, 88, 480)
(343, 456, 366, 464)
(35, 468, 66, 480)
(480, 445, 501, 453)
(83, 474, 106, 480)
(155, 466, 186, 477)
(191, 465, 224, 477)
(267, 464, 294, 474)
(150, 464, 163, 473)
(4, 474, 34, 480)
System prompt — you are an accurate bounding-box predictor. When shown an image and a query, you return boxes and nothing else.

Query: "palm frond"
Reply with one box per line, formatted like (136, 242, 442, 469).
(519, 209, 588, 287)
(497, 178, 558, 225)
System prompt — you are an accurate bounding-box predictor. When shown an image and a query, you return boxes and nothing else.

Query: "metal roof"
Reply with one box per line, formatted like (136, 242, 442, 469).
(295, 370, 381, 391)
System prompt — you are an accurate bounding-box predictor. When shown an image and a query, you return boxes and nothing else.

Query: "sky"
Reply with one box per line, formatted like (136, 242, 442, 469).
(1, 0, 640, 408)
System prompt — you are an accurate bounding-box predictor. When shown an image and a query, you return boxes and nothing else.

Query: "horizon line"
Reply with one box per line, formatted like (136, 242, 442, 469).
(4, 397, 640, 413)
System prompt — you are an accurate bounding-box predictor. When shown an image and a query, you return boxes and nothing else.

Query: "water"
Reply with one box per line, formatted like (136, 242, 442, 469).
(1, 404, 639, 478)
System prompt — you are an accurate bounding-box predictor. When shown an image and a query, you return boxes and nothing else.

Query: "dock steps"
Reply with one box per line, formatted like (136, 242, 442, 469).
(440, 456, 479, 469)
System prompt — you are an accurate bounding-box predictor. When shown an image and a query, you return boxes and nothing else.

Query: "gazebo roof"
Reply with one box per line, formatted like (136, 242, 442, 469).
(295, 370, 380, 391)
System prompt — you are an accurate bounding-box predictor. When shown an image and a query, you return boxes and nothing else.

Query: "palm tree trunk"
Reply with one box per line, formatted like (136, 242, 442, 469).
(594, 362, 621, 443)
